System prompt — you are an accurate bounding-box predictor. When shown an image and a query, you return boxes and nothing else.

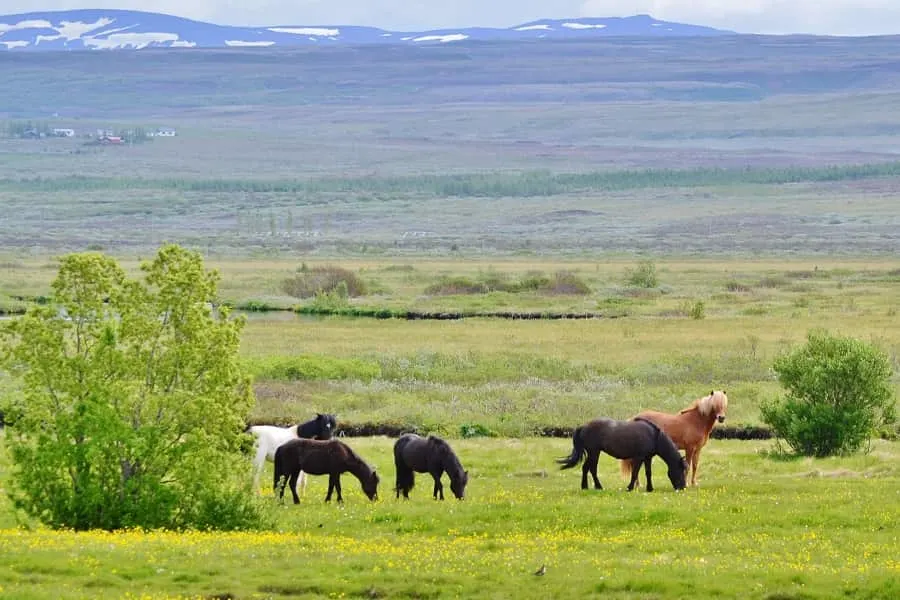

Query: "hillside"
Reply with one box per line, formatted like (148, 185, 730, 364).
(0, 10, 731, 51)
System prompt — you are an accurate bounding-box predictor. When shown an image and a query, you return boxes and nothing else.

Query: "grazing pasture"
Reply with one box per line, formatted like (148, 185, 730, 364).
(0, 435, 898, 599)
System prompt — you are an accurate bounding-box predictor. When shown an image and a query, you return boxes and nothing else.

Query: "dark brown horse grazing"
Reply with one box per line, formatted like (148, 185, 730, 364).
(394, 433, 469, 500)
(273, 438, 379, 504)
(558, 417, 687, 492)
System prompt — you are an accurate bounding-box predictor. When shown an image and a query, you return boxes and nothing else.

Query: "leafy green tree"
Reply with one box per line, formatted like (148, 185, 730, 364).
(0, 244, 265, 530)
(761, 330, 896, 457)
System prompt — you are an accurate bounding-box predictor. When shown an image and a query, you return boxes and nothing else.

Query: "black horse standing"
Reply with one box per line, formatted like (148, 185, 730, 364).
(394, 433, 469, 500)
(558, 417, 687, 491)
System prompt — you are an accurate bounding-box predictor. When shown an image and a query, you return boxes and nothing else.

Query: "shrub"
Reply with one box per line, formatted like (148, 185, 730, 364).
(281, 265, 367, 299)
(425, 276, 489, 295)
(725, 280, 752, 293)
(689, 300, 706, 320)
(0, 245, 266, 531)
(760, 330, 896, 457)
(460, 423, 497, 438)
(625, 260, 658, 288)
(424, 270, 589, 296)
(544, 271, 591, 295)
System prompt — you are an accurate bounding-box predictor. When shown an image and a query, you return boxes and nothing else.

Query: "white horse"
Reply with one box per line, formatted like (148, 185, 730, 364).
(248, 413, 337, 494)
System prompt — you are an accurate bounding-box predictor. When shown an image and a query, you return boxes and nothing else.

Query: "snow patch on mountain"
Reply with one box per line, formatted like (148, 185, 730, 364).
(412, 33, 469, 43)
(268, 27, 340, 36)
(562, 22, 607, 30)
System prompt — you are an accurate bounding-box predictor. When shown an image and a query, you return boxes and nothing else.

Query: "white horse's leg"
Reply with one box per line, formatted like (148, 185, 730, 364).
(298, 470, 307, 496)
(252, 443, 269, 493)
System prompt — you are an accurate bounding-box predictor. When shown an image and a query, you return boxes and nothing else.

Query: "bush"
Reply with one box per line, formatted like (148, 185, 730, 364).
(281, 265, 367, 299)
(625, 260, 658, 288)
(760, 330, 896, 457)
(424, 270, 589, 296)
(544, 271, 591, 295)
(0, 245, 267, 531)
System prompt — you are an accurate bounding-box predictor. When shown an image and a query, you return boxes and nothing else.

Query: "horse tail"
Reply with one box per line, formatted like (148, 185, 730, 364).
(619, 459, 634, 481)
(557, 426, 586, 469)
(393, 436, 415, 495)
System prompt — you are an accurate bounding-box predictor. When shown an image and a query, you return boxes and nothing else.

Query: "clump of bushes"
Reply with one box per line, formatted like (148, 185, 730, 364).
(725, 280, 752, 292)
(761, 330, 896, 456)
(424, 270, 590, 296)
(625, 260, 658, 288)
(281, 264, 367, 299)
(425, 276, 489, 295)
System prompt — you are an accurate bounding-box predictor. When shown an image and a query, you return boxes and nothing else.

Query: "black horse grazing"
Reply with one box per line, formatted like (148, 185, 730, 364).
(274, 438, 379, 504)
(394, 433, 469, 500)
(558, 417, 687, 492)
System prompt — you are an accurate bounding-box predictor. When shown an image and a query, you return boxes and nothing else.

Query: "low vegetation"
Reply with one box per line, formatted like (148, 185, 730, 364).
(0, 246, 263, 531)
(0, 436, 898, 599)
(281, 264, 367, 299)
(762, 330, 896, 455)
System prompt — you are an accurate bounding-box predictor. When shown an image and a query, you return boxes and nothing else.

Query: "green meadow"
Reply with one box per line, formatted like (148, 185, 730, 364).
(2, 257, 899, 599)
(0, 436, 898, 599)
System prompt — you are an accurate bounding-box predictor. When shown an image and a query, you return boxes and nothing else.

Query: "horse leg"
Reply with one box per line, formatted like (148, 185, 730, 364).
(643, 458, 654, 492)
(288, 471, 301, 504)
(325, 474, 336, 502)
(274, 473, 287, 503)
(586, 450, 602, 490)
(298, 470, 307, 496)
(252, 444, 268, 493)
(689, 448, 700, 486)
(334, 475, 343, 504)
(626, 460, 643, 491)
(432, 472, 444, 500)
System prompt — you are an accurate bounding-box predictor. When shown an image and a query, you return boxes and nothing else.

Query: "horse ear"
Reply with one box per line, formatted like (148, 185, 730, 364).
(709, 390, 714, 396)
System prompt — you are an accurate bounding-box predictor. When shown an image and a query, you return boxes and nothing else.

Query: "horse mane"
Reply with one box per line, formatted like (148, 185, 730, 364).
(338, 440, 375, 477)
(680, 390, 728, 416)
(427, 435, 465, 478)
(652, 426, 684, 470)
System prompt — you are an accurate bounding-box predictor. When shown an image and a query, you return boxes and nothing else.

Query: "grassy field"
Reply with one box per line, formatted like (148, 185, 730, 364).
(0, 435, 898, 599)
(4, 256, 899, 434)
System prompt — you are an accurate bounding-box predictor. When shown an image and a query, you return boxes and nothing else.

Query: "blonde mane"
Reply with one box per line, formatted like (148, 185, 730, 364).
(681, 390, 728, 416)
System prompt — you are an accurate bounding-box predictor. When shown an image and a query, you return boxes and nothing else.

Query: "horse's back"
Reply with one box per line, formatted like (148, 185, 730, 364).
(634, 410, 695, 447)
(582, 418, 658, 459)
(395, 434, 431, 471)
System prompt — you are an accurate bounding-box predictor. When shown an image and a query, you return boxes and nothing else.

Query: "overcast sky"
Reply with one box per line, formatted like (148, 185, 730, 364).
(4, 1, 900, 36)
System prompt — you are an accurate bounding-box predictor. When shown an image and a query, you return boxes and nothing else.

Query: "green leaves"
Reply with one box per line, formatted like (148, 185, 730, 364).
(762, 330, 896, 456)
(1, 244, 264, 530)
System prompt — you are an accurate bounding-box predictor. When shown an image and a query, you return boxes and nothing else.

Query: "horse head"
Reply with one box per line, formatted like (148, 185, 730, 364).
(361, 469, 380, 501)
(668, 456, 688, 491)
(710, 390, 728, 423)
(450, 470, 469, 500)
(314, 413, 337, 440)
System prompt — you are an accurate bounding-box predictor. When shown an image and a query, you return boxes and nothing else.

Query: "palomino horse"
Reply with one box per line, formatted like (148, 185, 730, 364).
(620, 390, 728, 487)
(558, 417, 687, 491)
(273, 438, 380, 504)
(393, 433, 469, 500)
(249, 413, 337, 493)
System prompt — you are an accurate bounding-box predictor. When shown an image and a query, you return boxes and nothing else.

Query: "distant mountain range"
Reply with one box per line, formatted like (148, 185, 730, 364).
(0, 9, 734, 51)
